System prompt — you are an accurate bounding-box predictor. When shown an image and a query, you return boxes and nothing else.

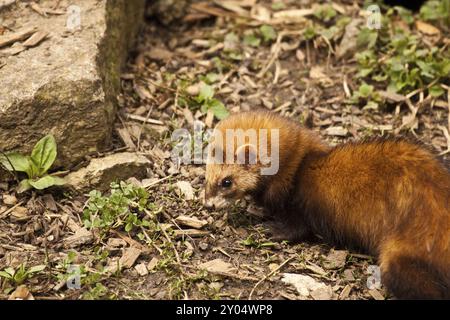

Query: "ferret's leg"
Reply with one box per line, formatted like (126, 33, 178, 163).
(265, 218, 312, 243)
(379, 239, 449, 299)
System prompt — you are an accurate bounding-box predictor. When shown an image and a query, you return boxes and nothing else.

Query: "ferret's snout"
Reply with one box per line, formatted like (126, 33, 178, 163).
(204, 195, 228, 210)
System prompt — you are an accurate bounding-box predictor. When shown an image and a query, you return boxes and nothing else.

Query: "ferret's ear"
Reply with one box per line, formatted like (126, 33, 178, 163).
(235, 144, 257, 166)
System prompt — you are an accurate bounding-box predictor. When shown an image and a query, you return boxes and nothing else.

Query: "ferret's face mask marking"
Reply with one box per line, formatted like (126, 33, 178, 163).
(205, 143, 260, 209)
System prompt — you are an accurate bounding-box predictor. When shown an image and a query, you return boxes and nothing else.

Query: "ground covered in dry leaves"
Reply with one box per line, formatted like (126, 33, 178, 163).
(0, 0, 449, 300)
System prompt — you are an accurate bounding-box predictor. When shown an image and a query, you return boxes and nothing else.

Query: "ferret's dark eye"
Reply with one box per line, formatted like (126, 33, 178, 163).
(221, 178, 232, 188)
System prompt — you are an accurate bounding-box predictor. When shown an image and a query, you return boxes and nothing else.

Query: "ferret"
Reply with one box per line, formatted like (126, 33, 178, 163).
(205, 110, 450, 300)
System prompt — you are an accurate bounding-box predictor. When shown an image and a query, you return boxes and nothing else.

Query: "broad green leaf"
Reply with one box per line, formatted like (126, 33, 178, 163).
(198, 83, 214, 102)
(303, 26, 316, 40)
(51, 176, 66, 186)
(209, 99, 229, 120)
(204, 72, 220, 84)
(260, 25, 277, 42)
(28, 265, 46, 274)
(314, 4, 337, 22)
(0, 271, 13, 279)
(429, 85, 445, 97)
(243, 34, 261, 47)
(357, 28, 378, 49)
(30, 134, 57, 176)
(4, 267, 15, 276)
(17, 179, 32, 193)
(28, 175, 57, 190)
(363, 101, 379, 110)
(0, 153, 30, 173)
(358, 83, 374, 98)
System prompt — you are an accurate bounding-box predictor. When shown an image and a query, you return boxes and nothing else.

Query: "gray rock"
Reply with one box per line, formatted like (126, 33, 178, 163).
(0, 0, 145, 178)
(65, 152, 151, 192)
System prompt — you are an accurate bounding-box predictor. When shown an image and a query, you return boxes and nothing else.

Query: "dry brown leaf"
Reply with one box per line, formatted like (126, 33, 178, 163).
(8, 285, 34, 300)
(415, 21, 440, 35)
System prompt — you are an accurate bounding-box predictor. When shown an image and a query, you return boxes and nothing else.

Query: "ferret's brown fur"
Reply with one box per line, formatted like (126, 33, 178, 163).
(205, 111, 450, 299)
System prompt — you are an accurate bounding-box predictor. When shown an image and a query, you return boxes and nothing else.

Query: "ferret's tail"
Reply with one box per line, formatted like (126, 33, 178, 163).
(379, 239, 450, 299)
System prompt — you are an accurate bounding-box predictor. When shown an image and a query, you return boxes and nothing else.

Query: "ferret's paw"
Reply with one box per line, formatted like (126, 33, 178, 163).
(264, 221, 292, 242)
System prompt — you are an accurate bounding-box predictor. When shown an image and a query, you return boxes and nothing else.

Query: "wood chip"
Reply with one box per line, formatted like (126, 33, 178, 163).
(22, 30, 48, 47)
(147, 257, 159, 271)
(272, 9, 314, 23)
(339, 285, 352, 300)
(175, 181, 195, 200)
(119, 247, 142, 269)
(174, 229, 209, 238)
(368, 289, 385, 300)
(63, 228, 93, 248)
(323, 249, 348, 269)
(198, 258, 235, 274)
(0, 27, 37, 48)
(60, 214, 81, 232)
(325, 126, 348, 137)
(134, 263, 148, 276)
(175, 215, 208, 229)
(282, 273, 332, 299)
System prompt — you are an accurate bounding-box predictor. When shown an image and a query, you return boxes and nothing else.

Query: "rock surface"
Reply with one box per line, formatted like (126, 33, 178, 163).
(0, 0, 145, 176)
(65, 152, 150, 192)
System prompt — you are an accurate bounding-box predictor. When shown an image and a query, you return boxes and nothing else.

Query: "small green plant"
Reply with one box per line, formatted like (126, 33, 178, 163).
(241, 234, 277, 249)
(0, 264, 46, 286)
(349, 83, 382, 109)
(82, 283, 110, 300)
(83, 181, 154, 232)
(420, 0, 450, 27)
(194, 83, 229, 120)
(313, 4, 337, 23)
(0, 134, 65, 192)
(259, 25, 277, 42)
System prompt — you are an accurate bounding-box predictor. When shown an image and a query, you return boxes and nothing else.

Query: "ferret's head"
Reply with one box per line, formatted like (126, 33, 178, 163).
(205, 144, 261, 209)
(204, 111, 283, 209)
